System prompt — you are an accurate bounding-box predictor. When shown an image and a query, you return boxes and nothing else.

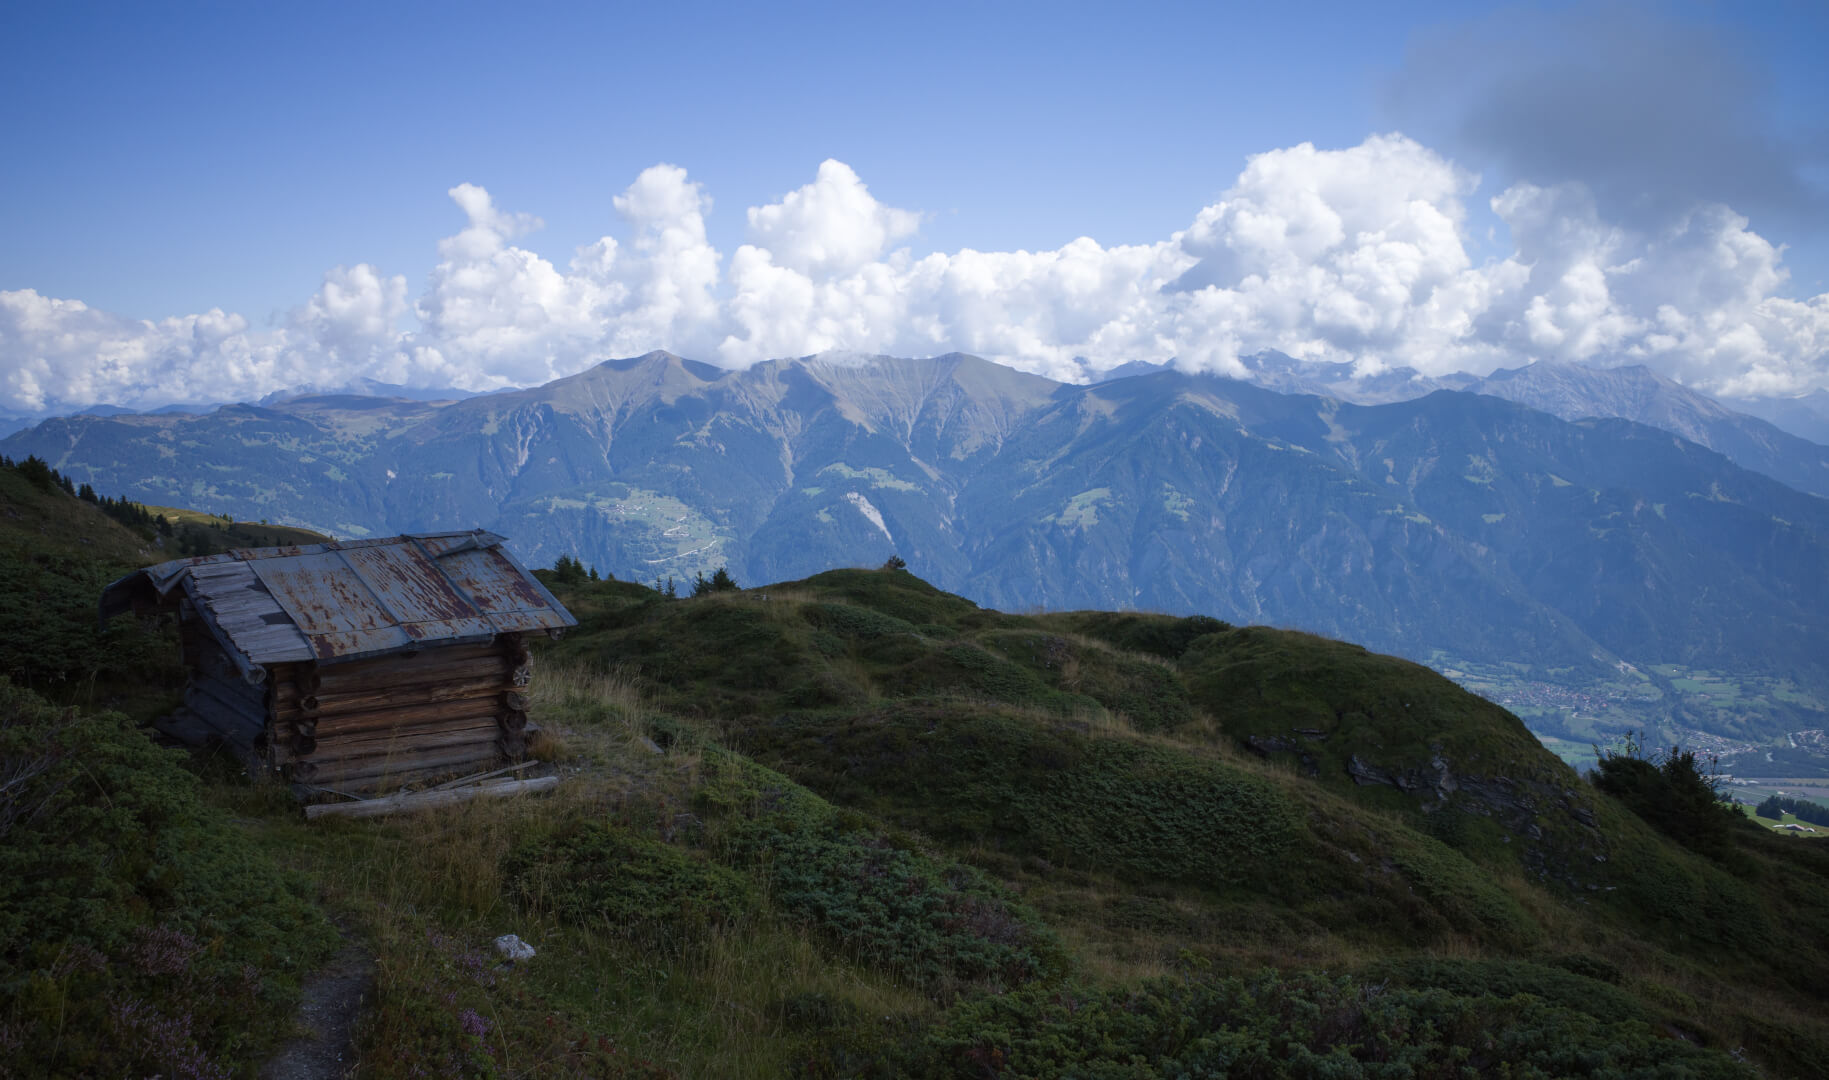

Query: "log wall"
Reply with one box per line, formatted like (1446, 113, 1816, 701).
(173, 612, 267, 747)
(268, 636, 533, 792)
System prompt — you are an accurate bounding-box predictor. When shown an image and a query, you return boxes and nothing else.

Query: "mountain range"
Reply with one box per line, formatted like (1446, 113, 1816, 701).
(7, 350, 1826, 747)
(1217, 352, 1829, 499)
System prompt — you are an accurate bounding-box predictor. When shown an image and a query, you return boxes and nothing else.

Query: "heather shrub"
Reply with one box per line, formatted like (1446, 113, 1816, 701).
(0, 679, 335, 1078)
(695, 751, 1063, 998)
(504, 823, 757, 940)
(909, 968, 1755, 1079)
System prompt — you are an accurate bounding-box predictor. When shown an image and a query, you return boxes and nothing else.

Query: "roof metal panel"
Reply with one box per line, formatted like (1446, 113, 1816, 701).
(101, 529, 575, 668)
(430, 544, 576, 633)
(250, 552, 414, 661)
(340, 544, 496, 638)
(414, 531, 507, 558)
(183, 562, 315, 671)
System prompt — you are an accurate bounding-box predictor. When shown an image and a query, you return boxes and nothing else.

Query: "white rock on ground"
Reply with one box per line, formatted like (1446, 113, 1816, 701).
(494, 934, 535, 961)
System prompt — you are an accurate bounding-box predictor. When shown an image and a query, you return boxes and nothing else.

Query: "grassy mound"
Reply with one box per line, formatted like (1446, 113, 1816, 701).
(519, 566, 1829, 1076)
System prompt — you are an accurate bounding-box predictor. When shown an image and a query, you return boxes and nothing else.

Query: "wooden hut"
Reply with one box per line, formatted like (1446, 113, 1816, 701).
(101, 530, 577, 793)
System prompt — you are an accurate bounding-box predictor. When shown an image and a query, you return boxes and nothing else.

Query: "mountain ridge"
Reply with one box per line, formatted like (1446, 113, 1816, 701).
(7, 351, 1825, 747)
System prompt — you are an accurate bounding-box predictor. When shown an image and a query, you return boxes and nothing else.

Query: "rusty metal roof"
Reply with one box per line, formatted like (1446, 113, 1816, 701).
(101, 530, 576, 676)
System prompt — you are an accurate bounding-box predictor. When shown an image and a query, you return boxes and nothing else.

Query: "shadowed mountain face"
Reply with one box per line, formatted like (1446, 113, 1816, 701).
(7, 351, 1827, 729)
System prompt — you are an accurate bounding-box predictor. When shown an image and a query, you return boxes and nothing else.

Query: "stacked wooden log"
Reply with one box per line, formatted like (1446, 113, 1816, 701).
(175, 632, 268, 747)
(267, 636, 533, 791)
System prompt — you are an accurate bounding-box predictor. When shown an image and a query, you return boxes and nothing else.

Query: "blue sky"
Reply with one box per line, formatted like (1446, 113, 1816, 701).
(2, 1, 1826, 412)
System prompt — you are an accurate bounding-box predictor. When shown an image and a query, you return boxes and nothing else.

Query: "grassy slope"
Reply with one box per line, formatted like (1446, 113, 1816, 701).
(141, 503, 330, 549)
(5, 474, 1826, 1077)
(0, 469, 339, 1078)
(0, 466, 185, 714)
(517, 567, 1829, 1077)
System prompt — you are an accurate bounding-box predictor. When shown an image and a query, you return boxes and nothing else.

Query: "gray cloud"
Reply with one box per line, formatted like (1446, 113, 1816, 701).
(1384, 5, 1829, 234)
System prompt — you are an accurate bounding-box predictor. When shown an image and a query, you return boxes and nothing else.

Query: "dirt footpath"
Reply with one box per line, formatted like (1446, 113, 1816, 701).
(260, 934, 375, 1080)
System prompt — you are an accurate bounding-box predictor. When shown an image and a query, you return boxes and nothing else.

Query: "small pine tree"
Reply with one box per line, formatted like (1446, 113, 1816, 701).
(16, 455, 57, 494)
(551, 554, 590, 585)
(691, 571, 712, 597)
(882, 554, 907, 571)
(1592, 732, 1739, 860)
(709, 566, 737, 591)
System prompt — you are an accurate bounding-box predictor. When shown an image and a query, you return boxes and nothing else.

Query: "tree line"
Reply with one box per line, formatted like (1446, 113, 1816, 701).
(1755, 794, 1829, 826)
(547, 553, 739, 598)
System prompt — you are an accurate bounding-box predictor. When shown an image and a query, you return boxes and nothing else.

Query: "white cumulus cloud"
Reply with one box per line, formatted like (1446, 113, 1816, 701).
(2, 137, 1826, 415)
(746, 159, 921, 278)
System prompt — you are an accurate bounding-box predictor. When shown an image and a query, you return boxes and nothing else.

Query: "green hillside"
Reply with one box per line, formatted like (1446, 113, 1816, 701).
(2, 480, 1826, 1076)
(10, 353, 1826, 756)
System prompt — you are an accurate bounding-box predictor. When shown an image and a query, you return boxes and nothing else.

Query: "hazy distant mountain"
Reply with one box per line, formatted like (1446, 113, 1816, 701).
(1235, 350, 1481, 402)
(257, 377, 484, 406)
(1461, 363, 1829, 499)
(8, 350, 1825, 741)
(1213, 356, 1829, 500)
(1724, 389, 1829, 447)
(1099, 351, 1480, 403)
(0, 381, 480, 441)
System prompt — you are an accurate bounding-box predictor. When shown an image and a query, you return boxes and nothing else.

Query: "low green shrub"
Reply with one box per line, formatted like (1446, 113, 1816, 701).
(1362, 957, 1648, 1024)
(1383, 834, 1541, 948)
(746, 706, 1300, 889)
(695, 752, 1063, 998)
(801, 602, 919, 641)
(504, 824, 756, 938)
(0, 680, 336, 1078)
(909, 968, 1754, 1079)
(978, 630, 1196, 732)
(1039, 611, 1230, 661)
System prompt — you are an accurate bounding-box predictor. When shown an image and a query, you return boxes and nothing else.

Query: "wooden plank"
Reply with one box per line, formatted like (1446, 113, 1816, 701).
(293, 763, 476, 795)
(194, 668, 267, 708)
(309, 676, 518, 715)
(192, 563, 317, 664)
(184, 684, 258, 733)
(304, 776, 559, 820)
(430, 762, 534, 790)
(309, 728, 502, 769)
(312, 656, 514, 695)
(311, 699, 508, 736)
(319, 641, 506, 678)
(316, 719, 503, 759)
(290, 743, 504, 787)
(273, 659, 524, 703)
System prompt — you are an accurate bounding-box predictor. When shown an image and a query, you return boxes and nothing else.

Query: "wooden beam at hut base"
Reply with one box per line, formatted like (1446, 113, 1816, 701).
(303, 776, 559, 820)
(286, 740, 505, 787)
